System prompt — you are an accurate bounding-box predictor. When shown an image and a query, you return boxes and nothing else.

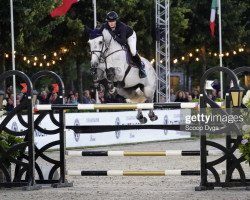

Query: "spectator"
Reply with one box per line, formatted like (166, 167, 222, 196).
(192, 90, 200, 99)
(49, 92, 60, 104)
(68, 94, 78, 104)
(74, 92, 79, 102)
(5, 98, 14, 112)
(174, 90, 188, 102)
(98, 91, 106, 103)
(187, 95, 193, 102)
(211, 89, 217, 101)
(38, 91, 49, 104)
(89, 90, 96, 104)
(170, 89, 176, 102)
(83, 90, 92, 104)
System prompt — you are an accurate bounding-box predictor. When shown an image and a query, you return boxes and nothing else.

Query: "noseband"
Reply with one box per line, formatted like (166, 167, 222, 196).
(90, 35, 126, 66)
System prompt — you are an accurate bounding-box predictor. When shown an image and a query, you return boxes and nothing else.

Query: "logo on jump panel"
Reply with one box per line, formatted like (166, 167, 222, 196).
(115, 117, 121, 139)
(11, 121, 19, 132)
(74, 119, 80, 142)
(163, 115, 168, 135)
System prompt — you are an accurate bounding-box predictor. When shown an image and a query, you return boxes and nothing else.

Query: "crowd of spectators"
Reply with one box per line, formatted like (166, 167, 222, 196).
(1, 83, 222, 112)
(170, 87, 221, 102)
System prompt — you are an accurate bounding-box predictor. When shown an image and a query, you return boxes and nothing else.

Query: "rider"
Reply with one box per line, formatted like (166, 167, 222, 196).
(99, 11, 147, 79)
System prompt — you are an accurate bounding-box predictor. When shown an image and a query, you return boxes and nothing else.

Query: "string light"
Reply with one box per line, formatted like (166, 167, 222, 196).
(3, 45, 246, 68)
(150, 59, 155, 64)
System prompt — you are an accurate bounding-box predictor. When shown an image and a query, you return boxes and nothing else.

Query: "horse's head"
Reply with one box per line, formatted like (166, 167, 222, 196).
(88, 29, 105, 69)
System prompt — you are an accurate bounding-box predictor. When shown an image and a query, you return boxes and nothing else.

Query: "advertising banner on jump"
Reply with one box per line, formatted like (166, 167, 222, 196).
(0, 109, 190, 149)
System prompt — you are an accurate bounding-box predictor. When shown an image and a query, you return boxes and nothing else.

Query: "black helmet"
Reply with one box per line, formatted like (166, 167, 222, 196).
(106, 11, 119, 22)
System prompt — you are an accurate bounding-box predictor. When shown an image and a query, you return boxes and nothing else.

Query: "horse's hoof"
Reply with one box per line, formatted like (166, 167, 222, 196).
(109, 88, 116, 94)
(98, 84, 105, 92)
(140, 117, 148, 124)
(149, 115, 158, 121)
(94, 82, 99, 88)
(139, 117, 147, 124)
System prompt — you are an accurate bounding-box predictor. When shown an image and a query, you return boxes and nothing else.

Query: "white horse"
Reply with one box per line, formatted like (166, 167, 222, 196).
(88, 28, 158, 122)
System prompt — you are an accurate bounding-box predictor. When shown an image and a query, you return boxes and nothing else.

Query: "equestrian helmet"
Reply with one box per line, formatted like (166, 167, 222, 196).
(106, 11, 119, 22)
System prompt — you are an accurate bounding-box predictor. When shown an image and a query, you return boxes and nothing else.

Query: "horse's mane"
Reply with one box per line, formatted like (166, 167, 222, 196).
(89, 28, 102, 39)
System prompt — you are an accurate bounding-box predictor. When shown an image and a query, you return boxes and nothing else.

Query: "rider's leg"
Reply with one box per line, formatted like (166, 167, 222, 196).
(127, 31, 147, 78)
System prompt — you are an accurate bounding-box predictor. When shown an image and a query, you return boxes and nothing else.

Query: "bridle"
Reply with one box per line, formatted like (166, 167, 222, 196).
(90, 34, 126, 67)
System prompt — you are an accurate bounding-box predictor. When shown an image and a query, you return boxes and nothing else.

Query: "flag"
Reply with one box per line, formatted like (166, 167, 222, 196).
(210, 0, 218, 37)
(50, 0, 79, 17)
(20, 83, 27, 93)
(52, 83, 59, 93)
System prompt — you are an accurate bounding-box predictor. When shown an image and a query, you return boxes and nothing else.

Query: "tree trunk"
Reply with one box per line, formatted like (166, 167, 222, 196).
(76, 56, 83, 103)
(201, 47, 207, 75)
(0, 52, 6, 91)
(0, 166, 11, 183)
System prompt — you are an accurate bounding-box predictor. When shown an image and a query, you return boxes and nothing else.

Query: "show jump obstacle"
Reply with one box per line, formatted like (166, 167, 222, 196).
(0, 67, 249, 191)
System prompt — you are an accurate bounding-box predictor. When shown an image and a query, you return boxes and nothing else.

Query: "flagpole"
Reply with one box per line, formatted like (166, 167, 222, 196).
(92, 0, 100, 104)
(93, 0, 97, 27)
(10, 0, 17, 107)
(218, 0, 223, 98)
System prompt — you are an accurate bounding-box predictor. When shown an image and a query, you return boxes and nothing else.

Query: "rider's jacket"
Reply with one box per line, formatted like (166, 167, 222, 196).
(99, 20, 133, 46)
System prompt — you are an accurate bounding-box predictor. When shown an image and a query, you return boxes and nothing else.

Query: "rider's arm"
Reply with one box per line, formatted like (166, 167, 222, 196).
(113, 25, 127, 46)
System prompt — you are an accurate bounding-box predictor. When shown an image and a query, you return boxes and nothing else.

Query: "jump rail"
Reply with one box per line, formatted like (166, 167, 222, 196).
(66, 125, 182, 133)
(66, 150, 223, 157)
(35, 102, 198, 111)
(66, 170, 225, 176)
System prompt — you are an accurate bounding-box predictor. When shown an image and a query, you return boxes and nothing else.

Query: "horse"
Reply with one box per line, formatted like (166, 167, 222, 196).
(88, 28, 158, 123)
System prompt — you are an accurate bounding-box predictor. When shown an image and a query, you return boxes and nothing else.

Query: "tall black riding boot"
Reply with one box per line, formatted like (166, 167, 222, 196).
(132, 54, 147, 78)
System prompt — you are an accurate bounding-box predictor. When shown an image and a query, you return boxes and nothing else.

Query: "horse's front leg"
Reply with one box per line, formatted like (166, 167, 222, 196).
(90, 66, 100, 88)
(106, 67, 116, 94)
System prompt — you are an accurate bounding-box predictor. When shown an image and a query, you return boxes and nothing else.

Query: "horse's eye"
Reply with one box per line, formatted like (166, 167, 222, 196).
(99, 41, 103, 45)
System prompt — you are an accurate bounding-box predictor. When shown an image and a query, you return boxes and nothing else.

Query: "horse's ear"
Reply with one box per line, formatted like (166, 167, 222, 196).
(84, 26, 92, 35)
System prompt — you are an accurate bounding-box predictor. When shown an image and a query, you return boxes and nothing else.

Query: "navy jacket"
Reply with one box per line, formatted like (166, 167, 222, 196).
(100, 21, 133, 46)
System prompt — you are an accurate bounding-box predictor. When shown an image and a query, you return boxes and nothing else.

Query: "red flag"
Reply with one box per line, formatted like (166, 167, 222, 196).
(20, 83, 27, 93)
(50, 0, 79, 17)
(52, 83, 59, 93)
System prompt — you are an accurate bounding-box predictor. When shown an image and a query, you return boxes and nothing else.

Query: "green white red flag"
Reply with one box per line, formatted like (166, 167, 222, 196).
(210, 0, 218, 37)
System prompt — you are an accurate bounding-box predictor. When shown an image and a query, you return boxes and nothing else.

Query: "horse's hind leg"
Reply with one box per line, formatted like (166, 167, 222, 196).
(143, 87, 158, 122)
(136, 109, 147, 124)
(148, 109, 158, 121)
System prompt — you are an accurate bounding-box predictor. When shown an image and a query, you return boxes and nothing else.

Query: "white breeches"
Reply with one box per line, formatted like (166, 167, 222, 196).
(127, 31, 137, 56)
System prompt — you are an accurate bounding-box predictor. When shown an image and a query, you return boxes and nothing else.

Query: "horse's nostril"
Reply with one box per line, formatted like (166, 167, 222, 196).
(91, 63, 96, 68)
